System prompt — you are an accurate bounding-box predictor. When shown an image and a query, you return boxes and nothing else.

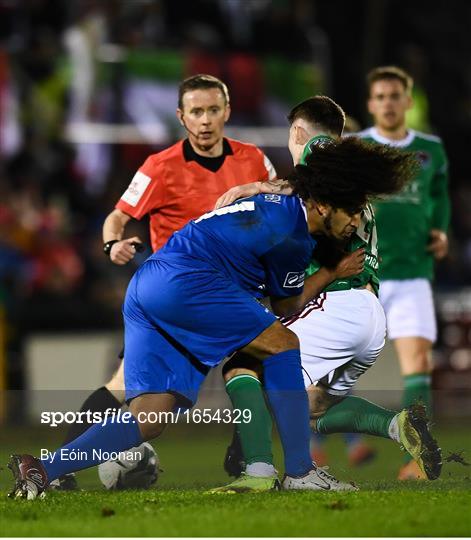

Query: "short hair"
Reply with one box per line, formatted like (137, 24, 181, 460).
(367, 66, 413, 95)
(178, 74, 230, 109)
(287, 96, 346, 137)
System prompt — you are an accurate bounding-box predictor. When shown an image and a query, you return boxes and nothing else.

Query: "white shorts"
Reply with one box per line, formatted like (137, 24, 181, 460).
(283, 289, 386, 396)
(379, 278, 436, 343)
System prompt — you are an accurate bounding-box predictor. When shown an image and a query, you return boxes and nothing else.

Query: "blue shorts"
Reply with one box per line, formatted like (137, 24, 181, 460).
(123, 256, 276, 406)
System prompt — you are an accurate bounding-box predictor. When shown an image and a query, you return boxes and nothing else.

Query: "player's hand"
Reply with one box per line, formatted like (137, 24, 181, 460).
(110, 236, 143, 265)
(333, 248, 365, 279)
(427, 229, 448, 260)
(214, 182, 264, 209)
(214, 180, 293, 209)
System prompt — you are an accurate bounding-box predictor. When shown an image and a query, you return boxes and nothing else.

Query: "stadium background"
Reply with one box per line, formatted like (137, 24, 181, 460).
(0, 0, 469, 428)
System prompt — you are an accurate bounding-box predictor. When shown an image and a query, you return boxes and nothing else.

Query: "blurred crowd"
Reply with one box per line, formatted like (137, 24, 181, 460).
(0, 0, 469, 344)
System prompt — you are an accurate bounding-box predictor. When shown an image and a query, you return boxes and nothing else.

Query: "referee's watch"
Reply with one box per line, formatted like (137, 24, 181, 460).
(103, 240, 119, 256)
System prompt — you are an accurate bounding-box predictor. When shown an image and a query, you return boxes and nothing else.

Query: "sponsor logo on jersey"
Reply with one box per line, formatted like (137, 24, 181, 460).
(264, 194, 281, 203)
(283, 271, 305, 288)
(121, 171, 152, 207)
(365, 254, 379, 270)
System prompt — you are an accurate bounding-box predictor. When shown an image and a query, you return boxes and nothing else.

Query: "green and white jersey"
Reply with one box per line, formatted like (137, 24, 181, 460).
(305, 204, 380, 294)
(357, 127, 450, 281)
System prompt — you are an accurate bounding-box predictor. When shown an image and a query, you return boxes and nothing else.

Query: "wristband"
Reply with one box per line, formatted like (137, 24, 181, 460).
(103, 240, 119, 256)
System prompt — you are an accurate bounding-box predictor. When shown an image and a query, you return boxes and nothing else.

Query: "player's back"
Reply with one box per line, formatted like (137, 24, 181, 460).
(156, 194, 315, 298)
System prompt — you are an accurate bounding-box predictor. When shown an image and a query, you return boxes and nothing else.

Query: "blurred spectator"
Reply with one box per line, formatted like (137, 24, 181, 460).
(63, 0, 112, 195)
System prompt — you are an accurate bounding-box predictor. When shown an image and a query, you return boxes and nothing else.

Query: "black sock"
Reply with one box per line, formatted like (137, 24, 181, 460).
(62, 386, 123, 445)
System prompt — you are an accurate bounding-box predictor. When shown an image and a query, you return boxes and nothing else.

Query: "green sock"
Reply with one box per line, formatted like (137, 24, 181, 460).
(402, 372, 432, 462)
(316, 395, 396, 439)
(402, 373, 432, 412)
(225, 375, 273, 465)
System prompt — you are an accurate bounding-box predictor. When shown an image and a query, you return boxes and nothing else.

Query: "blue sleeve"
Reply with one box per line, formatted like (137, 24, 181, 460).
(261, 237, 313, 298)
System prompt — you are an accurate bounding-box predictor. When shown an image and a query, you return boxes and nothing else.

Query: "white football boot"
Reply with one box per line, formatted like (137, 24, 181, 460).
(282, 465, 358, 491)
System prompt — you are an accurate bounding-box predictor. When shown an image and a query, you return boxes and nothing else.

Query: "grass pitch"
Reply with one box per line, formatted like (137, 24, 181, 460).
(0, 422, 470, 537)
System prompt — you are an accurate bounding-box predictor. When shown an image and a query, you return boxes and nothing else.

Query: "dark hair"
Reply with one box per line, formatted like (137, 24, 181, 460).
(178, 74, 230, 109)
(287, 136, 418, 214)
(287, 96, 346, 137)
(367, 66, 413, 95)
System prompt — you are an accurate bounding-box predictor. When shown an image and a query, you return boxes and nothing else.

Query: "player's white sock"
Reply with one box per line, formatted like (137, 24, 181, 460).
(246, 462, 277, 477)
(388, 414, 400, 443)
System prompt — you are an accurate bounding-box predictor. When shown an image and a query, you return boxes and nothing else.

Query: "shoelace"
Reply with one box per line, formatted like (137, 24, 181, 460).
(315, 466, 341, 485)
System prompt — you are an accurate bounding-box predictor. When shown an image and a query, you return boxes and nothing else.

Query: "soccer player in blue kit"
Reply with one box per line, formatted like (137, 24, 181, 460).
(9, 103, 417, 498)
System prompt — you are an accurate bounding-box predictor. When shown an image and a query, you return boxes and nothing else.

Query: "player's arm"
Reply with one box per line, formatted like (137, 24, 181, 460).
(428, 145, 450, 260)
(270, 249, 365, 317)
(214, 179, 292, 209)
(103, 209, 143, 266)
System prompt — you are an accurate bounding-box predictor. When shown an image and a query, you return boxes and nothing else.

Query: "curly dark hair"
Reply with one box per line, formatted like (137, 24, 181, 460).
(287, 136, 418, 214)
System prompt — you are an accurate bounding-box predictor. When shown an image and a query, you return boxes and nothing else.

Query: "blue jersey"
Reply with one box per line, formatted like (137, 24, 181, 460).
(156, 194, 316, 298)
(124, 194, 315, 402)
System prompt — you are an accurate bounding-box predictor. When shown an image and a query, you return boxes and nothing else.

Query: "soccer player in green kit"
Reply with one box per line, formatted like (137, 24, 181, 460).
(358, 66, 450, 480)
(210, 96, 441, 492)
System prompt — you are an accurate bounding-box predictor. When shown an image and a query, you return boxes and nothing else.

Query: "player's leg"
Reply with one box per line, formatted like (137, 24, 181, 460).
(52, 356, 126, 490)
(139, 260, 319, 484)
(219, 289, 383, 491)
(311, 385, 441, 480)
(132, 259, 322, 486)
(394, 337, 433, 420)
(380, 279, 437, 479)
(9, 261, 206, 499)
(309, 293, 440, 480)
(310, 417, 376, 468)
(105, 359, 126, 403)
(212, 321, 356, 492)
(62, 363, 124, 447)
(394, 336, 433, 479)
(222, 353, 274, 479)
(309, 291, 391, 438)
(239, 320, 313, 480)
(289, 289, 381, 467)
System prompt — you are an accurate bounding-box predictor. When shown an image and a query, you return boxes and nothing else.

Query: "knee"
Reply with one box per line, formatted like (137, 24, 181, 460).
(242, 321, 300, 360)
(264, 327, 299, 356)
(222, 353, 263, 383)
(137, 420, 166, 441)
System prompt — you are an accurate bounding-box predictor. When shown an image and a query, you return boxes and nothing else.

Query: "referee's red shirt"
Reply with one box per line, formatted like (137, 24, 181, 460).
(115, 138, 276, 252)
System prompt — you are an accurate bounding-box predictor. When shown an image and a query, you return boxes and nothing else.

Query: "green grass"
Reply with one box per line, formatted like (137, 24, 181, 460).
(0, 422, 470, 537)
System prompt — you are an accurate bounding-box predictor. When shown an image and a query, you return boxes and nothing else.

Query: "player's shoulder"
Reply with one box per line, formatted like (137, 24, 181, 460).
(255, 193, 303, 221)
(411, 130, 444, 147)
(227, 138, 276, 179)
(143, 141, 185, 168)
(226, 137, 264, 159)
(352, 127, 375, 140)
